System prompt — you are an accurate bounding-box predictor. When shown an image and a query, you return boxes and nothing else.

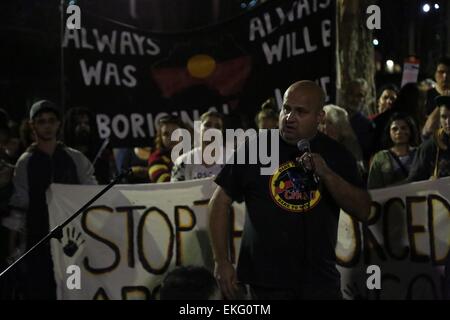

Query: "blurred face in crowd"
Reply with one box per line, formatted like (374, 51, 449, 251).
(201, 115, 223, 146)
(257, 114, 278, 130)
(435, 64, 450, 92)
(346, 83, 367, 113)
(440, 106, 450, 136)
(319, 116, 339, 141)
(74, 114, 91, 141)
(30, 111, 61, 142)
(280, 82, 325, 144)
(378, 89, 397, 114)
(389, 119, 411, 146)
(160, 122, 180, 150)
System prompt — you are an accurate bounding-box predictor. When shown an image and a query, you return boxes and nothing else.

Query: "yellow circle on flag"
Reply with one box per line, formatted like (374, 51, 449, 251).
(187, 54, 216, 78)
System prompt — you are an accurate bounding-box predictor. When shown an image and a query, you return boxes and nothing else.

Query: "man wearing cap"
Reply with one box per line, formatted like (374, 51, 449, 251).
(408, 95, 450, 181)
(2, 100, 97, 299)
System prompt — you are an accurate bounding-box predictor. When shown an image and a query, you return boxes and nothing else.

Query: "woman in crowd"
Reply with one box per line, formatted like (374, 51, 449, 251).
(320, 104, 366, 175)
(372, 83, 424, 154)
(255, 98, 278, 129)
(148, 115, 187, 183)
(368, 113, 420, 189)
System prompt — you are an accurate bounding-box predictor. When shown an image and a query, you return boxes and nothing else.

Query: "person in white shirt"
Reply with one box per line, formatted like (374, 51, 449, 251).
(171, 111, 225, 181)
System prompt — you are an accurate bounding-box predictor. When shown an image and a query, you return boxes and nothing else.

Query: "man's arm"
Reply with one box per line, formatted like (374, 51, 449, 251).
(208, 186, 239, 299)
(406, 143, 433, 182)
(422, 107, 440, 139)
(70, 149, 98, 185)
(3, 155, 29, 261)
(311, 154, 371, 222)
(8, 155, 29, 212)
(367, 152, 385, 189)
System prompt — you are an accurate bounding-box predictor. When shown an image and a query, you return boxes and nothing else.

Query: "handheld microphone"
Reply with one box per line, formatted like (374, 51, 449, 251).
(295, 139, 319, 191)
(297, 139, 315, 173)
(296, 139, 310, 153)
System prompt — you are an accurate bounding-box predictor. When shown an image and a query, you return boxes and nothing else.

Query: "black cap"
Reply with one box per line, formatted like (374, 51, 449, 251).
(435, 95, 450, 108)
(29, 100, 60, 120)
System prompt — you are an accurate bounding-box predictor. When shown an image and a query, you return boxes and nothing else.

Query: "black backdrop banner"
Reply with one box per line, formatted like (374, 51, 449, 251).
(63, 0, 336, 147)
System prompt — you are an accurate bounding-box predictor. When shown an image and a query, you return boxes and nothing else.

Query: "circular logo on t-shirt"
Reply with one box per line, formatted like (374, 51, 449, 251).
(269, 161, 321, 213)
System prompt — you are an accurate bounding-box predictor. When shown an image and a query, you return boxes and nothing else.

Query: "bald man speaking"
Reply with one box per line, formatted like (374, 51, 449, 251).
(209, 81, 371, 300)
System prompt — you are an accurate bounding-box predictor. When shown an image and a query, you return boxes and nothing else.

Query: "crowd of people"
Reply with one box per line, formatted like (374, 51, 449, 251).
(0, 56, 449, 300)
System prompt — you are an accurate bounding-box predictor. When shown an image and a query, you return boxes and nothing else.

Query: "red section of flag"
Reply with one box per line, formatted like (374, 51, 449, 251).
(151, 56, 252, 98)
(275, 180, 293, 194)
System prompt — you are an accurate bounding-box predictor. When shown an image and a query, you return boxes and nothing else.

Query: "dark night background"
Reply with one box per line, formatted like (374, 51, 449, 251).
(0, 0, 449, 123)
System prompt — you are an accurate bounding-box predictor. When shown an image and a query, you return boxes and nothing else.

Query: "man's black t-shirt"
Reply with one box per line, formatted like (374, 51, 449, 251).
(215, 131, 364, 290)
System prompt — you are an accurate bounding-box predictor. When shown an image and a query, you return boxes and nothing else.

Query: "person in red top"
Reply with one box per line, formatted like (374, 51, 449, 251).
(368, 84, 399, 120)
(148, 116, 186, 183)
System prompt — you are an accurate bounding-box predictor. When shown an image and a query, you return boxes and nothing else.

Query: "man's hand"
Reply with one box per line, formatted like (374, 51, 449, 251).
(297, 153, 331, 178)
(214, 260, 240, 300)
(297, 152, 371, 222)
(310, 153, 332, 178)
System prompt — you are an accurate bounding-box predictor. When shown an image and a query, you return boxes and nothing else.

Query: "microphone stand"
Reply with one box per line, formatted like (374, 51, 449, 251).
(0, 167, 132, 279)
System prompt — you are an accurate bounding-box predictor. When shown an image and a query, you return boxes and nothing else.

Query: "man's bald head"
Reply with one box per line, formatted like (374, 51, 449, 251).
(283, 81, 326, 112)
(279, 81, 326, 144)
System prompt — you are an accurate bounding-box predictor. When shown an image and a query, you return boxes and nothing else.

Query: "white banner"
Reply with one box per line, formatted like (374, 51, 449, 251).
(48, 177, 450, 300)
(337, 177, 449, 300)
